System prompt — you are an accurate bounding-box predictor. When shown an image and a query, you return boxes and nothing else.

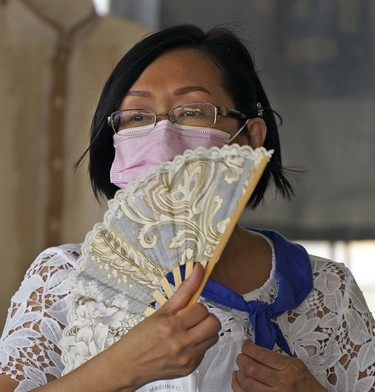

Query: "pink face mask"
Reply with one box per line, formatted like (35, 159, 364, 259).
(110, 120, 232, 188)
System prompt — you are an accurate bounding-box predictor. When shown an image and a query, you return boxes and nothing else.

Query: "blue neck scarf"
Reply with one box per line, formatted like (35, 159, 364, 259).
(168, 229, 313, 356)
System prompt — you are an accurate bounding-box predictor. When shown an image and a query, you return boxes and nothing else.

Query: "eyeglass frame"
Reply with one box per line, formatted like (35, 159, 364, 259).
(107, 102, 264, 134)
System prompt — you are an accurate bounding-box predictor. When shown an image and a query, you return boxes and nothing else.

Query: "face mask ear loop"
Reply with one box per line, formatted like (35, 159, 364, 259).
(227, 118, 250, 143)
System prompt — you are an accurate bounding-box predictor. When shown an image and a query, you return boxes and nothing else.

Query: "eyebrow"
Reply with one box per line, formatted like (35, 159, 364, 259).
(126, 90, 152, 97)
(126, 85, 212, 97)
(173, 85, 212, 96)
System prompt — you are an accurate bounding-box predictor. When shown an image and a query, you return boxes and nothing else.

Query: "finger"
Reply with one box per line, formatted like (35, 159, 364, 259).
(187, 314, 220, 349)
(238, 343, 319, 390)
(232, 370, 269, 392)
(231, 371, 246, 392)
(236, 352, 275, 387)
(176, 306, 220, 349)
(177, 302, 212, 329)
(160, 264, 204, 314)
(241, 339, 287, 371)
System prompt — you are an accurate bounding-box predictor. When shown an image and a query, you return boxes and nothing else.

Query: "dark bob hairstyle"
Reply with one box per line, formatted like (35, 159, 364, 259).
(82, 24, 293, 208)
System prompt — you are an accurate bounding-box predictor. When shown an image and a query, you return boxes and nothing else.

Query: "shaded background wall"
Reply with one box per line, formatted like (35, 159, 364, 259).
(111, 0, 375, 241)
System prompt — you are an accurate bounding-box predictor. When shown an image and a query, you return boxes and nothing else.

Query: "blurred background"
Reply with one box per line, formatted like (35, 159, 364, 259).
(1, 0, 374, 329)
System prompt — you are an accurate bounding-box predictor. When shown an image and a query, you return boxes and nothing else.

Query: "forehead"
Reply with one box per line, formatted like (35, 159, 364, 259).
(149, 48, 220, 73)
(130, 48, 225, 93)
(122, 48, 236, 109)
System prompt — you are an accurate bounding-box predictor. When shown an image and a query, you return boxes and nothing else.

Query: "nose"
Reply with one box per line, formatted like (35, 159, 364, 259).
(155, 112, 170, 122)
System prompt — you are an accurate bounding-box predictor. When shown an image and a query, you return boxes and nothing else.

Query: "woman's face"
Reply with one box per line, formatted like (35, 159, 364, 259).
(119, 48, 254, 144)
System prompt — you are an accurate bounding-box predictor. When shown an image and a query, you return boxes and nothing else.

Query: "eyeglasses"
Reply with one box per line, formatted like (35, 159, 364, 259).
(107, 102, 264, 135)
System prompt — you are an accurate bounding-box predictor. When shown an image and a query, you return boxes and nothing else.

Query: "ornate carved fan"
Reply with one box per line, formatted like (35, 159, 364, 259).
(60, 144, 272, 374)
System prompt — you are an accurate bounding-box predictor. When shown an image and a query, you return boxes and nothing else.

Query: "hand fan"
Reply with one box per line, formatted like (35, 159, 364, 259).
(60, 144, 272, 374)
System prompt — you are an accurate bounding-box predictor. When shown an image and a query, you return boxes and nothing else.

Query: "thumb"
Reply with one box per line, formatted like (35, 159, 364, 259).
(161, 264, 204, 314)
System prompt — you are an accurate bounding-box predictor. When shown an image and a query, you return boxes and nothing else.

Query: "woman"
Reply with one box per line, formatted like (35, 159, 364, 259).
(1, 24, 374, 392)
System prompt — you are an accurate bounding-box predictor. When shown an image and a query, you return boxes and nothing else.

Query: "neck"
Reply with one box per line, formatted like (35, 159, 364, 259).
(219, 225, 248, 265)
(210, 225, 272, 294)
(20, 0, 95, 30)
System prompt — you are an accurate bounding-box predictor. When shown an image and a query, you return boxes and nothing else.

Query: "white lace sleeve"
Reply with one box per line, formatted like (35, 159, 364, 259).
(328, 260, 375, 391)
(280, 256, 375, 392)
(0, 244, 80, 391)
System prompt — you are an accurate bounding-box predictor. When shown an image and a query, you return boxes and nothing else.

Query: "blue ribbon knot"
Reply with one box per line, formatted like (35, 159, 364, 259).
(168, 229, 313, 357)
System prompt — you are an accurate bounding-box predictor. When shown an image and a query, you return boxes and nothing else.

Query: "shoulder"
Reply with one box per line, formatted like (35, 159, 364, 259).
(306, 254, 371, 316)
(17, 244, 82, 307)
(14, 244, 81, 296)
(309, 254, 355, 293)
(30, 243, 81, 266)
(309, 254, 349, 276)
(23, 244, 81, 280)
(6, 243, 82, 320)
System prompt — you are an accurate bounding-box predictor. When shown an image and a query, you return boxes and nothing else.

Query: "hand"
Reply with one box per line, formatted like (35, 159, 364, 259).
(232, 340, 327, 392)
(27, 265, 219, 392)
(107, 264, 221, 390)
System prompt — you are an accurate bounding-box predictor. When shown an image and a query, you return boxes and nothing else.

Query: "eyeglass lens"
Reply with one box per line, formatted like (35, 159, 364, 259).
(112, 103, 216, 133)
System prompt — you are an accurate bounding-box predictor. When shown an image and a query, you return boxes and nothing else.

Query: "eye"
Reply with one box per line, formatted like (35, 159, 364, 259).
(127, 112, 153, 122)
(171, 104, 213, 127)
(179, 107, 204, 117)
(121, 111, 155, 128)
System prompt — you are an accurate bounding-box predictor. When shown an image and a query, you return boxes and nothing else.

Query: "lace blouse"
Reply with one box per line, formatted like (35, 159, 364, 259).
(1, 240, 375, 391)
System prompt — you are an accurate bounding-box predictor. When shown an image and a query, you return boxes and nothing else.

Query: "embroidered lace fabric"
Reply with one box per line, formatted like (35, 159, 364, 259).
(0, 245, 81, 391)
(1, 243, 375, 391)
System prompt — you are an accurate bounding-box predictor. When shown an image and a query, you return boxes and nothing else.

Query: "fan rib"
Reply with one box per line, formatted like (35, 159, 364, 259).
(160, 276, 174, 299)
(153, 289, 168, 305)
(172, 266, 183, 289)
(185, 261, 194, 279)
